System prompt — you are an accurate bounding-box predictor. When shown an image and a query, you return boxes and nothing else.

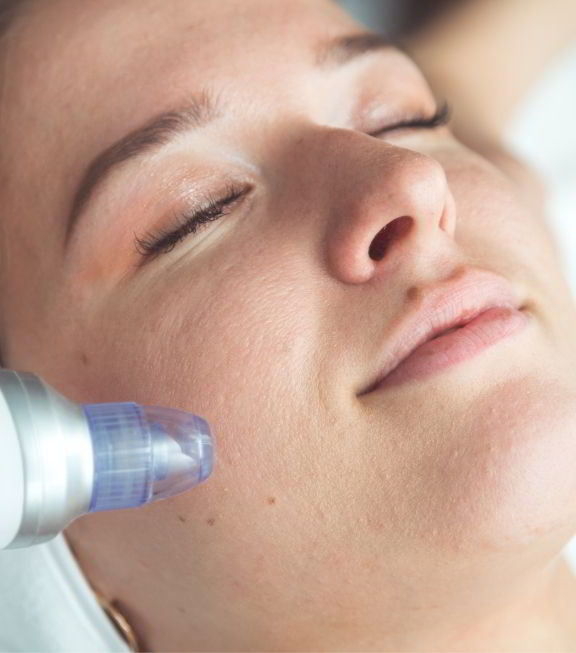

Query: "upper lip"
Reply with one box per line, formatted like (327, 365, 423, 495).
(359, 267, 525, 395)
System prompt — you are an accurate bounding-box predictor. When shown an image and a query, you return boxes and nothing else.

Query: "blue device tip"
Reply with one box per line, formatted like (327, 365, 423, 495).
(84, 402, 213, 512)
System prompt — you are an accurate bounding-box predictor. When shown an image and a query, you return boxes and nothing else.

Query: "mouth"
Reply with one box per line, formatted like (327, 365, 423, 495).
(431, 325, 465, 338)
(369, 305, 530, 391)
(358, 268, 530, 395)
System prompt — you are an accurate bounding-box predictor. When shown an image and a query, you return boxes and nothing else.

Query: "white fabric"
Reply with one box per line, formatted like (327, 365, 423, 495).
(0, 534, 130, 653)
(503, 43, 576, 298)
(0, 40, 575, 653)
(565, 537, 576, 577)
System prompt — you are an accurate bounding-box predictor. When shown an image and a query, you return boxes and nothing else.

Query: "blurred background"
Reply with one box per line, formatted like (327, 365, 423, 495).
(335, 0, 459, 37)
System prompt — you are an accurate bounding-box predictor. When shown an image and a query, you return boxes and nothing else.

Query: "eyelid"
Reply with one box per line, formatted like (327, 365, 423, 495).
(133, 182, 251, 264)
(366, 100, 451, 137)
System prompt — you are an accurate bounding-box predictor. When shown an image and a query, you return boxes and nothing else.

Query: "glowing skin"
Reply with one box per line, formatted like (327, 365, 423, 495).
(1, 1, 576, 650)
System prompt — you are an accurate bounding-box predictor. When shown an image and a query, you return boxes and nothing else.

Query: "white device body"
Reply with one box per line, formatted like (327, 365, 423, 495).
(0, 370, 213, 550)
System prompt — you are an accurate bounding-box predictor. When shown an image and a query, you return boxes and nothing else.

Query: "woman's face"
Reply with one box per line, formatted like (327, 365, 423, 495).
(2, 0, 576, 648)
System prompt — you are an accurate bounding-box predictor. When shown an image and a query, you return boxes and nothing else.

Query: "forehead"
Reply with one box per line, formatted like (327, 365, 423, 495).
(8, 0, 362, 123)
(1, 0, 362, 202)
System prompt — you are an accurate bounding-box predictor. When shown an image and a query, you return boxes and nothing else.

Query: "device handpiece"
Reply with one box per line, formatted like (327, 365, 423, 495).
(0, 370, 213, 550)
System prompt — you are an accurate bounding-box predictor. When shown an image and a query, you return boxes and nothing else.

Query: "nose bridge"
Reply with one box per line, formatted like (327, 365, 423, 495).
(328, 130, 447, 225)
(311, 127, 455, 284)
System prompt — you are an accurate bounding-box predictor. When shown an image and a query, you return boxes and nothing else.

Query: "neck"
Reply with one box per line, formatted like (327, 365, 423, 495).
(65, 524, 576, 652)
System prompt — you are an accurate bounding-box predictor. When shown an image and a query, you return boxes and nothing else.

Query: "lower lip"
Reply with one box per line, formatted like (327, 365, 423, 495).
(372, 306, 530, 391)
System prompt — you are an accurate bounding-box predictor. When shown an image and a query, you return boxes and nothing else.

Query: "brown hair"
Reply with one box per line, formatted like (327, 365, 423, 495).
(0, 0, 33, 44)
(0, 0, 26, 369)
(0, 1, 21, 36)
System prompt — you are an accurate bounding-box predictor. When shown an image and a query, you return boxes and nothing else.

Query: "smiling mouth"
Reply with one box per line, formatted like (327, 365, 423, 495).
(362, 306, 531, 393)
(429, 325, 464, 339)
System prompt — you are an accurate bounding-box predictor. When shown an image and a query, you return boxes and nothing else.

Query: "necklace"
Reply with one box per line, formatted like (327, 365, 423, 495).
(63, 534, 140, 652)
(94, 589, 140, 652)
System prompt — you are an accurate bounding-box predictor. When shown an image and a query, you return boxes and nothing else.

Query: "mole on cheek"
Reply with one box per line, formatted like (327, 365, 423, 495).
(267, 497, 276, 505)
(206, 517, 216, 526)
(80, 352, 90, 366)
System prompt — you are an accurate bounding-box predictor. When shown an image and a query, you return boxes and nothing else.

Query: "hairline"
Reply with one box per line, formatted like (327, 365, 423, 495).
(0, 0, 32, 368)
(0, 0, 35, 42)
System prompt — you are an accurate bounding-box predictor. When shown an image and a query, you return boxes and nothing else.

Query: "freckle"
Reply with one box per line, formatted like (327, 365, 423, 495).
(407, 286, 420, 302)
(177, 606, 186, 614)
(267, 496, 276, 505)
(206, 517, 216, 526)
(178, 515, 186, 523)
(80, 352, 89, 366)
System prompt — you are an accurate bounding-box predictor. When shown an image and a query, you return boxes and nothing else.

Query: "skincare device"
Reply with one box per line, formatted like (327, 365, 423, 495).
(0, 369, 213, 550)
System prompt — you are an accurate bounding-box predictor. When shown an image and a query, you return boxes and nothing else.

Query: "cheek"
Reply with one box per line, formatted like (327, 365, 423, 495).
(353, 332, 576, 589)
(446, 151, 576, 349)
(62, 252, 385, 613)
(72, 248, 333, 494)
(432, 376, 576, 554)
(446, 153, 559, 269)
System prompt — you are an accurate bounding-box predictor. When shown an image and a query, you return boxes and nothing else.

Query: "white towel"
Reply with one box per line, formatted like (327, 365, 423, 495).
(504, 43, 576, 299)
(0, 534, 131, 652)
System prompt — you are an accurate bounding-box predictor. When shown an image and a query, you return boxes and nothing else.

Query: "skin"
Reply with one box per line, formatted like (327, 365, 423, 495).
(1, 0, 576, 650)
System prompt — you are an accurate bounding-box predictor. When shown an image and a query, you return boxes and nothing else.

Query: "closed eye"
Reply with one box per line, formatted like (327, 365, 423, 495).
(133, 184, 251, 261)
(368, 100, 451, 137)
(132, 102, 451, 265)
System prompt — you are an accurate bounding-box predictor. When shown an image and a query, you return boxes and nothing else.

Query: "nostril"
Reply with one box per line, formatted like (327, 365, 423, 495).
(368, 216, 413, 261)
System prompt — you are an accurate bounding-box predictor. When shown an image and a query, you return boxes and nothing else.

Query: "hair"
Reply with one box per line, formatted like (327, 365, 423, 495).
(0, 1, 24, 39)
(0, 0, 25, 369)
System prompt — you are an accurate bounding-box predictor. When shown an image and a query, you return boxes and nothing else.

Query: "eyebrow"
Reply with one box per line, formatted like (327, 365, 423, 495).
(64, 31, 394, 247)
(314, 31, 394, 67)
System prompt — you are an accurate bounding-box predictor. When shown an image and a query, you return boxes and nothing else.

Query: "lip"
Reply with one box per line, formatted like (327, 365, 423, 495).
(358, 267, 528, 395)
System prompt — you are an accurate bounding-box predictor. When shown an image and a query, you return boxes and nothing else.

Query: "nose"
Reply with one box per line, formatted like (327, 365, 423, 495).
(319, 129, 457, 284)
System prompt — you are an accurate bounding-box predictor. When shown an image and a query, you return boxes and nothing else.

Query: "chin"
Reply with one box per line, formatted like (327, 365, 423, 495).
(423, 371, 576, 564)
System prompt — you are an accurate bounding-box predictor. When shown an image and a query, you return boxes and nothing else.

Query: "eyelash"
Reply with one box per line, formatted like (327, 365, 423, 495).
(134, 184, 250, 259)
(370, 100, 451, 136)
(134, 101, 451, 260)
